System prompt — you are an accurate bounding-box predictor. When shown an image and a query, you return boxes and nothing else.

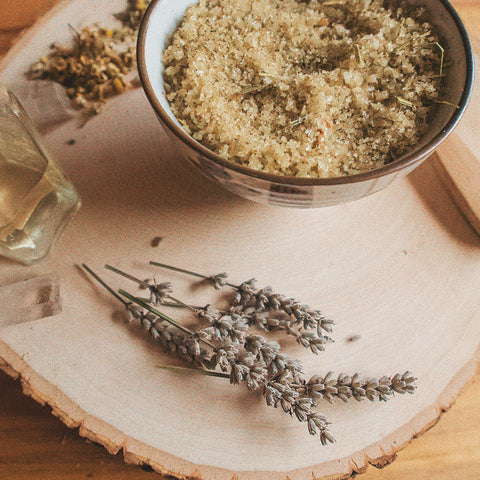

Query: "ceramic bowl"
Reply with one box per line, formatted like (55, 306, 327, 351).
(137, 0, 473, 207)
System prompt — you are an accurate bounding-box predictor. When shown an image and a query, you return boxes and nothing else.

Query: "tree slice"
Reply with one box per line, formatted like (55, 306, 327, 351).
(1, 1, 480, 479)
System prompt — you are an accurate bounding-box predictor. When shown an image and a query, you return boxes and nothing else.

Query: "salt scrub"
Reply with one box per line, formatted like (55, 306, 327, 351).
(163, 0, 442, 178)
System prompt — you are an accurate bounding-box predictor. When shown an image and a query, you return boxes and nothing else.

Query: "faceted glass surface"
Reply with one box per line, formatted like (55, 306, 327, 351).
(0, 85, 80, 264)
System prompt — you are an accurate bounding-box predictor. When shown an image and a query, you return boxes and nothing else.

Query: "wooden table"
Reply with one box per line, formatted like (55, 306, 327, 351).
(1, 1, 479, 478)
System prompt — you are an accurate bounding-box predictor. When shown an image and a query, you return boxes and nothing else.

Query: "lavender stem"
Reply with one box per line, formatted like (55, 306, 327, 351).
(82, 263, 129, 306)
(105, 264, 149, 288)
(149, 261, 236, 288)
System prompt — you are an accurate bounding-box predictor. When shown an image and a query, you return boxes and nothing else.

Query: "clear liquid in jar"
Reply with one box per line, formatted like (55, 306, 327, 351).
(0, 86, 80, 264)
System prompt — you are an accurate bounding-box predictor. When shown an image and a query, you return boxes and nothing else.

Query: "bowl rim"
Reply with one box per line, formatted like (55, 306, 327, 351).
(137, 0, 474, 186)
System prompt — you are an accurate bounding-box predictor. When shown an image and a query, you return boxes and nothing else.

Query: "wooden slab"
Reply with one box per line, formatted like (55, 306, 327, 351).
(436, 36, 480, 235)
(1, 2, 480, 479)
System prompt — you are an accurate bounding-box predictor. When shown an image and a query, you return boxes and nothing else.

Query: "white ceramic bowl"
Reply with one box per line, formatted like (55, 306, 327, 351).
(138, 0, 474, 207)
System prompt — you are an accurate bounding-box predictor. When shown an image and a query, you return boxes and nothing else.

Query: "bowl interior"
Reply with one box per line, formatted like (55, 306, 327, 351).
(141, 0, 472, 175)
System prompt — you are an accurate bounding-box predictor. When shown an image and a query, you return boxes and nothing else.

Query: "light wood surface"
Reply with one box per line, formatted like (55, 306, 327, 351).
(436, 35, 480, 236)
(1, 1, 480, 479)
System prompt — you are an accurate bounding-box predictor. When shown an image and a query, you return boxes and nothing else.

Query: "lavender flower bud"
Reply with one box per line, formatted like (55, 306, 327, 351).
(125, 304, 142, 323)
(207, 272, 228, 290)
(149, 281, 172, 305)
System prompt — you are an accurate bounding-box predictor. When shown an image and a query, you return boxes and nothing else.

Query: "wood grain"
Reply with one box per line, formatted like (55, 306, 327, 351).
(2, 368, 480, 480)
(0, 0, 57, 54)
(0, 370, 156, 480)
(0, 1, 479, 480)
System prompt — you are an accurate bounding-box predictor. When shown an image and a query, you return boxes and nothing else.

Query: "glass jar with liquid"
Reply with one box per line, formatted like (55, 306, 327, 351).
(0, 84, 80, 265)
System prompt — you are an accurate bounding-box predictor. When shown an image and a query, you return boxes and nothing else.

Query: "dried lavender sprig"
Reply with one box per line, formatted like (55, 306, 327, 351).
(133, 298, 411, 442)
(118, 290, 215, 350)
(297, 371, 417, 403)
(133, 309, 209, 365)
(135, 292, 248, 345)
(149, 261, 230, 290)
(105, 264, 172, 305)
(163, 294, 198, 313)
(240, 308, 333, 354)
(154, 324, 211, 366)
(149, 262, 334, 335)
(119, 293, 253, 370)
(244, 333, 303, 379)
(82, 263, 149, 322)
(236, 329, 415, 411)
(154, 361, 333, 444)
(83, 264, 412, 446)
(88, 264, 414, 409)
(158, 298, 332, 354)
(197, 325, 333, 443)
(290, 328, 332, 354)
(237, 283, 334, 335)
(173, 300, 332, 354)
(82, 265, 211, 365)
(123, 299, 248, 374)
(196, 306, 248, 344)
(226, 351, 333, 443)
(185, 300, 327, 354)
(137, 291, 249, 345)
(119, 293, 215, 366)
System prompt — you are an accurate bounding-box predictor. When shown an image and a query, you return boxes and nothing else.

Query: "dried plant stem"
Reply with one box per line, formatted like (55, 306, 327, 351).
(82, 263, 128, 306)
(150, 261, 232, 289)
(435, 42, 445, 76)
(106, 265, 198, 312)
(68, 23, 81, 38)
(435, 99, 460, 109)
(82, 263, 153, 325)
(149, 261, 208, 280)
(155, 364, 229, 379)
(397, 96, 415, 108)
(138, 299, 204, 310)
(166, 295, 198, 313)
(105, 264, 149, 287)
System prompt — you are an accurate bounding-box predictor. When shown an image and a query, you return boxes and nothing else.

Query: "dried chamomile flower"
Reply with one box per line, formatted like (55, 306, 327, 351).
(27, 0, 151, 118)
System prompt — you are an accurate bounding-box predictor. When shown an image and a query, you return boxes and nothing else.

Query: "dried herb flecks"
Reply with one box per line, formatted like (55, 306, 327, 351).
(26, 0, 151, 119)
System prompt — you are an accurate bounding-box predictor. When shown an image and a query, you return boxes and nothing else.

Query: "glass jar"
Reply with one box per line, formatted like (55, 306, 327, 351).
(0, 84, 80, 265)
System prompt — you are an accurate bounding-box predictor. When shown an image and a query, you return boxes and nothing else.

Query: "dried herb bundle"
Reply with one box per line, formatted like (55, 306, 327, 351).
(27, 0, 151, 117)
(82, 262, 417, 445)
